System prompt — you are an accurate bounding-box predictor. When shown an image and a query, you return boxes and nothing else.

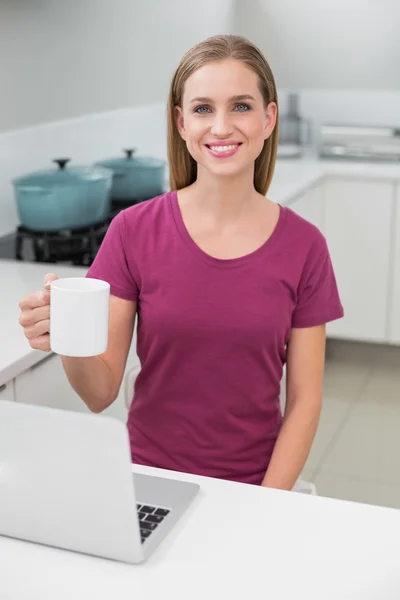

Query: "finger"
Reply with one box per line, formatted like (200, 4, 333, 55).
(29, 334, 51, 352)
(43, 273, 58, 290)
(19, 305, 50, 327)
(24, 319, 50, 340)
(19, 290, 50, 311)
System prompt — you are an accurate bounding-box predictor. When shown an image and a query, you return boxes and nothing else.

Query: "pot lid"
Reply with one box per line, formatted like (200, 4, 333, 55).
(13, 159, 112, 188)
(95, 149, 165, 170)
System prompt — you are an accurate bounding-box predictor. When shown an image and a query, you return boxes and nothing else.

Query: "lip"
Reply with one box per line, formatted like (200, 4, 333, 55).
(205, 141, 243, 159)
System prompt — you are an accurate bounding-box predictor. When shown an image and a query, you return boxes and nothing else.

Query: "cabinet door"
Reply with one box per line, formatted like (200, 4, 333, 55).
(0, 380, 15, 402)
(389, 185, 400, 344)
(290, 183, 325, 234)
(324, 178, 394, 342)
(15, 354, 90, 413)
(14, 349, 140, 421)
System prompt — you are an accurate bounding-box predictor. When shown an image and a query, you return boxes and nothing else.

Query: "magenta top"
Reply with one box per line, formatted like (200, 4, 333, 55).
(87, 191, 343, 485)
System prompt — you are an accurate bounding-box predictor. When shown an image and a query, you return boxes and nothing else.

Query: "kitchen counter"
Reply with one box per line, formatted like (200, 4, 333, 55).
(1, 463, 400, 600)
(268, 155, 400, 205)
(0, 259, 87, 386)
(2, 155, 400, 385)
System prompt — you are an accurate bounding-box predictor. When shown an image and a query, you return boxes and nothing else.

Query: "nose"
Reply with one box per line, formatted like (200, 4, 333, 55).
(210, 110, 234, 138)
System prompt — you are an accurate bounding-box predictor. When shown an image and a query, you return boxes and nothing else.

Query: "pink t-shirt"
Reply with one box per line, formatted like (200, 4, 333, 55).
(87, 190, 343, 485)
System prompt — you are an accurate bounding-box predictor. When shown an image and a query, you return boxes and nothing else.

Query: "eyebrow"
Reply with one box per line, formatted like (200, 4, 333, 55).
(189, 94, 256, 104)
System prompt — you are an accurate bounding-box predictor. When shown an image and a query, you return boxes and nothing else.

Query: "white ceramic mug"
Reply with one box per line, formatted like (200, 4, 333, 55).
(50, 278, 110, 357)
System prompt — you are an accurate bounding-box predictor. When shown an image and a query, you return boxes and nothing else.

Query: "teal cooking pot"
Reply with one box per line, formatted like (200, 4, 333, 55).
(12, 158, 113, 231)
(95, 149, 166, 203)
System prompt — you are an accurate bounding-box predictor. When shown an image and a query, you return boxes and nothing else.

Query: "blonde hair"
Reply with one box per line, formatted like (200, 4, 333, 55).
(167, 34, 279, 196)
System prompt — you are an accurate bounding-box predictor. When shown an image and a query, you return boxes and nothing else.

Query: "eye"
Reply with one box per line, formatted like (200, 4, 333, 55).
(194, 105, 211, 114)
(234, 103, 251, 112)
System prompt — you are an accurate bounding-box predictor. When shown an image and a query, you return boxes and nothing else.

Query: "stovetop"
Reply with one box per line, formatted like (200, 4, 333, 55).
(0, 201, 138, 266)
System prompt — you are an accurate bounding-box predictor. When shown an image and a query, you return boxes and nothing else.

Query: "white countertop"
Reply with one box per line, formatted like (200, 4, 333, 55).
(1, 463, 400, 600)
(268, 154, 400, 205)
(0, 259, 87, 386)
(2, 155, 400, 385)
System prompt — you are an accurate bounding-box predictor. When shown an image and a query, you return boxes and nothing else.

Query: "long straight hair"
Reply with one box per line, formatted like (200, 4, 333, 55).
(167, 34, 279, 196)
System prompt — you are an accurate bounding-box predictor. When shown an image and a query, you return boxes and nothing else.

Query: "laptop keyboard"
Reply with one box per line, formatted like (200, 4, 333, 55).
(137, 504, 171, 544)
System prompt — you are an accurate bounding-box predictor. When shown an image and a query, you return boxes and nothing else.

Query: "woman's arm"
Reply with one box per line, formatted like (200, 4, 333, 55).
(261, 324, 326, 490)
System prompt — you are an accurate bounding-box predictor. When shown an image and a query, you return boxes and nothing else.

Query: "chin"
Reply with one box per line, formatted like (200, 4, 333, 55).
(205, 162, 252, 179)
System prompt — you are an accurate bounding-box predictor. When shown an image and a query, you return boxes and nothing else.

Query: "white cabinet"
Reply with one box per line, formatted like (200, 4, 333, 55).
(14, 354, 91, 413)
(290, 183, 325, 234)
(389, 185, 400, 344)
(14, 343, 140, 422)
(324, 178, 394, 343)
(0, 379, 15, 402)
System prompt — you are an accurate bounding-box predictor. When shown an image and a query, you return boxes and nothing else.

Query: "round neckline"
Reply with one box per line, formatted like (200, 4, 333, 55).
(169, 189, 287, 269)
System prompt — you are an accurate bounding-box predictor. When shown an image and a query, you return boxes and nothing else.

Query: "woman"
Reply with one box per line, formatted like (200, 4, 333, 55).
(19, 35, 343, 490)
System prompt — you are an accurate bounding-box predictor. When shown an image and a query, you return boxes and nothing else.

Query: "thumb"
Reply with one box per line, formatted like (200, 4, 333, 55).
(43, 273, 58, 290)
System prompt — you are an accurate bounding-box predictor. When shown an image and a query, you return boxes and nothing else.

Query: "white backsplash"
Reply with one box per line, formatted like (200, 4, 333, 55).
(2, 89, 400, 237)
(279, 89, 400, 138)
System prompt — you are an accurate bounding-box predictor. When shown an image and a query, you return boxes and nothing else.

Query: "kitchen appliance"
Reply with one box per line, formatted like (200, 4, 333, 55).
(0, 200, 137, 266)
(95, 149, 166, 202)
(12, 204, 127, 265)
(14, 218, 110, 265)
(318, 124, 400, 161)
(12, 158, 113, 232)
(277, 93, 311, 158)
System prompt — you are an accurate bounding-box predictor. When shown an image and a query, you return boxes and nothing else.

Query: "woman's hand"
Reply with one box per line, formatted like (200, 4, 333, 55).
(18, 273, 58, 352)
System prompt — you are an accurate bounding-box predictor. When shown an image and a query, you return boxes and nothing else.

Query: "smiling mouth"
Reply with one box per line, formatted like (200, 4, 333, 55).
(206, 143, 242, 153)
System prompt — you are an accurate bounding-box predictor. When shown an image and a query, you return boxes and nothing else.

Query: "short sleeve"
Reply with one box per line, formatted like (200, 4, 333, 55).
(292, 236, 344, 328)
(86, 212, 139, 301)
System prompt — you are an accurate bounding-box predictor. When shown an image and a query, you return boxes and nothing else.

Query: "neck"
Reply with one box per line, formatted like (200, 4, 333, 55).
(186, 165, 264, 223)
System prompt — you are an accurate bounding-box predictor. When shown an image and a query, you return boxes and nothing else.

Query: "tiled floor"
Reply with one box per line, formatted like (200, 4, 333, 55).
(301, 342, 400, 510)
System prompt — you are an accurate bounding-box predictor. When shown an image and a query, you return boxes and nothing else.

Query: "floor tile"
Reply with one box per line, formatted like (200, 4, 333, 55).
(315, 472, 400, 510)
(323, 358, 371, 399)
(320, 370, 400, 485)
(361, 364, 400, 406)
(300, 467, 315, 482)
(304, 395, 356, 476)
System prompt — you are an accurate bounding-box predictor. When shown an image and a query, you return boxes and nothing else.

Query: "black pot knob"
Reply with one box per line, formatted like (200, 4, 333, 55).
(53, 158, 71, 170)
(123, 149, 137, 159)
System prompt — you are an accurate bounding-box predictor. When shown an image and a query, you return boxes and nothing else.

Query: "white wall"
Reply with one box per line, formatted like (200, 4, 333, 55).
(277, 89, 400, 146)
(0, 0, 234, 132)
(234, 0, 400, 90)
(0, 0, 234, 235)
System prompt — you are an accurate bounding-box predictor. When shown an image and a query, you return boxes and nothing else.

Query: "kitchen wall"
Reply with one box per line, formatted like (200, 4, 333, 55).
(278, 89, 400, 144)
(233, 0, 400, 90)
(0, 0, 234, 132)
(234, 0, 400, 152)
(0, 0, 234, 236)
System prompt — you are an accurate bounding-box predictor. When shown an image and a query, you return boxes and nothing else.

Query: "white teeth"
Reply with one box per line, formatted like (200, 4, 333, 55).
(209, 144, 239, 152)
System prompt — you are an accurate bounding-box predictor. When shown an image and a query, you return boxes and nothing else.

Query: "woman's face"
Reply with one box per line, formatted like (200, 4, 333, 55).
(175, 59, 277, 180)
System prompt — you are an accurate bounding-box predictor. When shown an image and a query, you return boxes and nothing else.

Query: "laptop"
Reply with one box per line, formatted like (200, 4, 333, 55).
(0, 400, 200, 564)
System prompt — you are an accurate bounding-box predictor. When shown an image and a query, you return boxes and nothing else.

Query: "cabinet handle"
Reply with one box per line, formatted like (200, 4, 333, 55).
(30, 353, 55, 371)
(0, 384, 6, 392)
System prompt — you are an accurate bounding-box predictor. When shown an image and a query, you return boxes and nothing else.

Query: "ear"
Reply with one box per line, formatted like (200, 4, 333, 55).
(264, 101, 277, 140)
(175, 106, 186, 140)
